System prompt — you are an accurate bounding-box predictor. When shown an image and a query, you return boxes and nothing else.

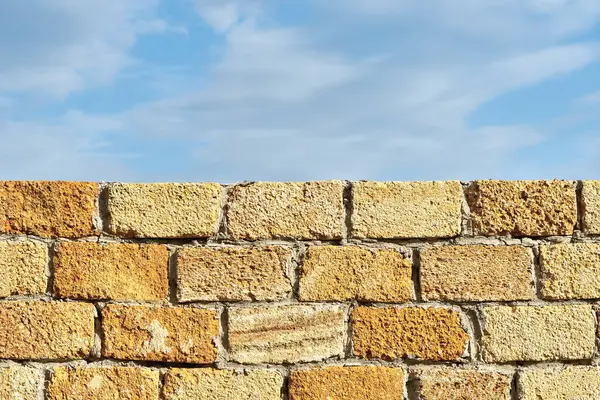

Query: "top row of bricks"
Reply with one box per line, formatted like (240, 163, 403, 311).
(1, 180, 599, 239)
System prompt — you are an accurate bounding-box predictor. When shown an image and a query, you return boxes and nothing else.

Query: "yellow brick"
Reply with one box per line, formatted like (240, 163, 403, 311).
(481, 305, 595, 362)
(0, 301, 95, 360)
(299, 246, 413, 301)
(102, 304, 219, 363)
(540, 243, 600, 299)
(467, 180, 577, 236)
(351, 181, 462, 239)
(177, 246, 292, 301)
(0, 367, 41, 400)
(289, 365, 405, 400)
(107, 183, 221, 238)
(582, 181, 600, 234)
(0, 241, 47, 298)
(163, 369, 283, 400)
(228, 304, 346, 364)
(53, 242, 168, 301)
(0, 181, 98, 238)
(227, 181, 344, 240)
(48, 366, 159, 400)
(420, 245, 533, 301)
(415, 367, 512, 400)
(352, 306, 469, 361)
(519, 366, 600, 400)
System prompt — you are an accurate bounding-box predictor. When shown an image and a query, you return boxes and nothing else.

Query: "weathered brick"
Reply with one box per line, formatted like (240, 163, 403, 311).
(0, 301, 95, 360)
(107, 183, 221, 238)
(481, 305, 595, 362)
(48, 366, 159, 400)
(414, 367, 512, 400)
(582, 181, 600, 234)
(228, 304, 346, 364)
(163, 368, 283, 400)
(53, 242, 168, 301)
(0, 367, 41, 400)
(102, 304, 219, 363)
(0, 240, 47, 298)
(352, 306, 468, 361)
(519, 366, 600, 400)
(420, 245, 533, 301)
(299, 246, 413, 302)
(467, 180, 577, 236)
(0, 181, 98, 238)
(351, 181, 462, 239)
(289, 365, 405, 400)
(227, 181, 344, 240)
(540, 243, 600, 299)
(177, 246, 292, 302)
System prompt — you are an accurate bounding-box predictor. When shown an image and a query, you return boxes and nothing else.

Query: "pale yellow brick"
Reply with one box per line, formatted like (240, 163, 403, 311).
(163, 369, 283, 400)
(299, 246, 413, 302)
(351, 181, 462, 239)
(415, 367, 512, 400)
(481, 305, 595, 362)
(420, 245, 533, 301)
(227, 181, 344, 240)
(107, 183, 221, 238)
(0, 241, 47, 298)
(582, 181, 600, 234)
(0, 367, 41, 400)
(519, 366, 600, 400)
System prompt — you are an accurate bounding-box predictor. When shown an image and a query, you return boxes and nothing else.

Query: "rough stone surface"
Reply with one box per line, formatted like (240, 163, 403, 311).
(228, 304, 346, 364)
(163, 368, 283, 400)
(299, 246, 413, 302)
(0, 181, 98, 238)
(352, 306, 469, 361)
(540, 243, 600, 299)
(0, 367, 41, 400)
(351, 181, 462, 239)
(415, 367, 512, 400)
(107, 183, 221, 238)
(102, 304, 219, 363)
(467, 180, 577, 237)
(227, 181, 344, 240)
(288, 365, 405, 400)
(177, 246, 292, 302)
(48, 366, 160, 400)
(582, 181, 600, 234)
(0, 240, 48, 298)
(420, 245, 533, 301)
(519, 366, 600, 400)
(54, 242, 168, 301)
(481, 305, 595, 362)
(0, 301, 95, 360)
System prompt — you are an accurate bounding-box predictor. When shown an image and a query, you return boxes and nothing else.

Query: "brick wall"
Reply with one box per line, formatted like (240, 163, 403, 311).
(1, 180, 600, 399)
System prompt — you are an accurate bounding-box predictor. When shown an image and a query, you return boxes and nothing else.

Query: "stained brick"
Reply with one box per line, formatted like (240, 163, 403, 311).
(414, 367, 512, 400)
(540, 243, 600, 299)
(299, 246, 413, 302)
(351, 181, 462, 239)
(0, 181, 98, 238)
(519, 366, 600, 400)
(467, 180, 577, 237)
(227, 181, 344, 240)
(481, 305, 595, 362)
(54, 242, 168, 301)
(227, 304, 346, 364)
(0, 301, 95, 360)
(289, 365, 405, 400)
(102, 304, 219, 363)
(107, 183, 221, 238)
(176, 246, 292, 302)
(420, 245, 533, 301)
(0, 240, 47, 298)
(48, 366, 160, 400)
(352, 306, 469, 361)
(163, 368, 283, 400)
(0, 367, 41, 400)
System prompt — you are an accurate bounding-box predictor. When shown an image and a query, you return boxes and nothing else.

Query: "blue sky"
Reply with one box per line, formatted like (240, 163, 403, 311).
(1, 0, 600, 182)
